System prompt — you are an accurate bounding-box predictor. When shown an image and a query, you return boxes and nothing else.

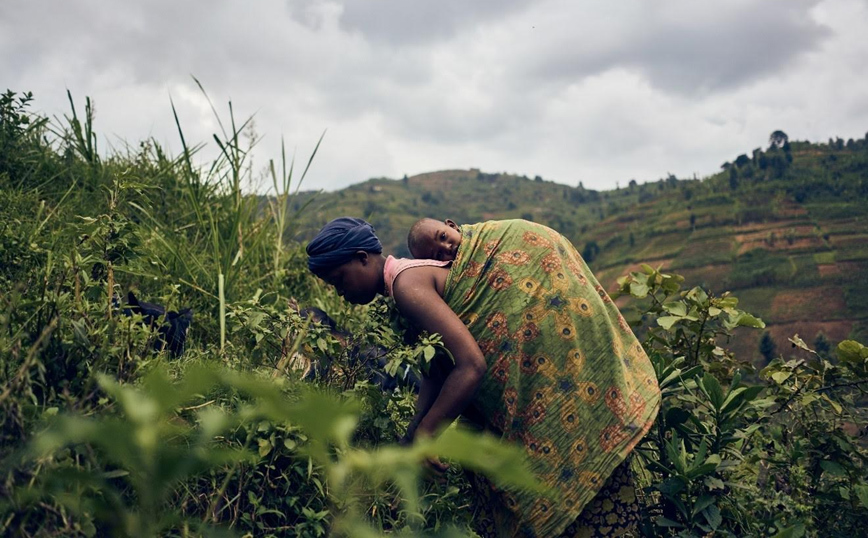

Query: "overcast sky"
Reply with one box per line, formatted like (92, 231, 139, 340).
(3, 0, 867, 192)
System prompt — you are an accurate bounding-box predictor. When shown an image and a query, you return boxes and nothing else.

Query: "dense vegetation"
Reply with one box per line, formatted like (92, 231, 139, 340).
(298, 132, 868, 366)
(1, 90, 867, 537)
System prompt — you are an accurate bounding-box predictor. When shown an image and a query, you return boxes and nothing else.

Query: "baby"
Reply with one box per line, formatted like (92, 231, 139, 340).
(407, 218, 462, 261)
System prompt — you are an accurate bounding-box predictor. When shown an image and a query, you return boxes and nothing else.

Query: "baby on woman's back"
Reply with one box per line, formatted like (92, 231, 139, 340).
(407, 218, 462, 261)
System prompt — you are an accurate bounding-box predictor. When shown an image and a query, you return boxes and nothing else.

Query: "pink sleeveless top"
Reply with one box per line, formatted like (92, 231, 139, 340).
(383, 255, 451, 297)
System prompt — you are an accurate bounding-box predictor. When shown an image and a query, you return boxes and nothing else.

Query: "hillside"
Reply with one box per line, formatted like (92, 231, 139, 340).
(3, 91, 867, 537)
(295, 136, 868, 364)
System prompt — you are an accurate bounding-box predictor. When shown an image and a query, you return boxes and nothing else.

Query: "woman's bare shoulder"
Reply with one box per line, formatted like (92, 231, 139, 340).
(392, 264, 450, 298)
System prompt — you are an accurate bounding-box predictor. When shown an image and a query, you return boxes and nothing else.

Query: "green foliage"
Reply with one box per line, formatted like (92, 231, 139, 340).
(617, 266, 868, 537)
(0, 90, 543, 538)
(728, 249, 792, 289)
(3, 90, 867, 538)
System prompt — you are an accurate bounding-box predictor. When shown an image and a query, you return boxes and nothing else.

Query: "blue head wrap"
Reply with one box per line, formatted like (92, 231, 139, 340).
(306, 217, 383, 274)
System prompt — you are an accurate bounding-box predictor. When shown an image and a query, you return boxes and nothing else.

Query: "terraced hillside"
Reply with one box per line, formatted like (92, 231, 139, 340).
(295, 137, 868, 365)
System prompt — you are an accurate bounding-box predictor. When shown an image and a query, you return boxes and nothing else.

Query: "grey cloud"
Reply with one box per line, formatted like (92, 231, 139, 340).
(521, 0, 832, 94)
(1, 0, 865, 194)
(295, 0, 535, 45)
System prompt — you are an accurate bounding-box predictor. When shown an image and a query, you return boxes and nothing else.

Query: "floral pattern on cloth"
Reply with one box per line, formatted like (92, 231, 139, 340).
(471, 458, 642, 538)
(441, 220, 660, 537)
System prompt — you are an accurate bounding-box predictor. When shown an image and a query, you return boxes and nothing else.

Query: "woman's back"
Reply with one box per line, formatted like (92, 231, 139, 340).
(437, 219, 660, 536)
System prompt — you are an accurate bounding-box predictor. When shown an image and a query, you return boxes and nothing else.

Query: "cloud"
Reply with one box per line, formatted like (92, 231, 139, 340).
(296, 0, 536, 45)
(0, 0, 866, 193)
(493, 0, 832, 95)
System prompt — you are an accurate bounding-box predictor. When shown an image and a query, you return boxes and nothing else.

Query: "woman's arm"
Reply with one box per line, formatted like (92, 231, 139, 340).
(404, 374, 442, 443)
(392, 266, 488, 438)
(403, 355, 453, 442)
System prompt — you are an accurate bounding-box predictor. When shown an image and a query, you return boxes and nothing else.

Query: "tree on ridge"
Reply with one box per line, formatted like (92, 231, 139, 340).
(769, 130, 789, 149)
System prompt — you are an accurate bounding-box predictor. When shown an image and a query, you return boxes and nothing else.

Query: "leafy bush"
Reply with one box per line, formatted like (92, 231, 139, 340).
(2, 91, 867, 538)
(616, 265, 868, 537)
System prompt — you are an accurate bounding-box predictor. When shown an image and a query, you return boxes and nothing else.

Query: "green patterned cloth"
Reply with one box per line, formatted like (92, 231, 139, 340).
(442, 220, 661, 537)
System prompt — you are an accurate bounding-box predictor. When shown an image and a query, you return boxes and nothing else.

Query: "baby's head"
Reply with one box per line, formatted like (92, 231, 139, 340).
(408, 218, 462, 261)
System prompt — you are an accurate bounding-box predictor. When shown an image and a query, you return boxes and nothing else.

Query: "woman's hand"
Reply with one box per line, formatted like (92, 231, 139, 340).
(413, 424, 450, 474)
(425, 456, 449, 474)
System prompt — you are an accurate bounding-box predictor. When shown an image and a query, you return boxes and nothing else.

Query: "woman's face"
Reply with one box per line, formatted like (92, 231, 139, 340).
(319, 253, 380, 305)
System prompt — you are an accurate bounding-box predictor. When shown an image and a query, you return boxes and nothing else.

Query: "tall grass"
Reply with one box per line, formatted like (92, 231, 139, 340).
(3, 89, 867, 538)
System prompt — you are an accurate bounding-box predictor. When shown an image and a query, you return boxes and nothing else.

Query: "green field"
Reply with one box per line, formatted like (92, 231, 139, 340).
(2, 91, 867, 537)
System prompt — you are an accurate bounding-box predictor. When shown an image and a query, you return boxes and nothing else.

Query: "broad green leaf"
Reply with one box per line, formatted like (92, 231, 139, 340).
(692, 494, 715, 516)
(729, 312, 765, 329)
(430, 428, 545, 493)
(630, 281, 649, 298)
(704, 476, 725, 490)
(661, 278, 682, 294)
(686, 286, 708, 304)
(655, 517, 685, 528)
(663, 302, 687, 316)
(820, 460, 846, 477)
(657, 476, 686, 496)
(688, 454, 721, 479)
(854, 484, 868, 509)
(770, 371, 791, 384)
(71, 319, 91, 347)
(701, 373, 725, 411)
(702, 504, 722, 530)
(657, 316, 682, 330)
(718, 296, 739, 309)
(837, 340, 868, 371)
(789, 334, 811, 352)
(771, 523, 806, 538)
(822, 394, 843, 415)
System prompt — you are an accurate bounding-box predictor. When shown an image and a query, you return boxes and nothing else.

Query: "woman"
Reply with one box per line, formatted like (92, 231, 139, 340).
(306, 217, 660, 537)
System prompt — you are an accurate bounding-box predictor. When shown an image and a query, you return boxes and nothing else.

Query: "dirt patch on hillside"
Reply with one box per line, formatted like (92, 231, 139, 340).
(737, 237, 824, 255)
(726, 320, 854, 368)
(815, 261, 867, 280)
(735, 224, 816, 242)
(817, 264, 840, 278)
(768, 321, 853, 351)
(775, 200, 809, 218)
(734, 224, 823, 255)
(770, 287, 847, 322)
(818, 219, 866, 234)
(677, 264, 732, 289)
(830, 234, 868, 248)
(732, 220, 808, 235)
(638, 235, 686, 259)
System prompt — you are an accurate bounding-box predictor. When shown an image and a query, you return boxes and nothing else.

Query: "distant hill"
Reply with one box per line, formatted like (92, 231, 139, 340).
(291, 135, 868, 365)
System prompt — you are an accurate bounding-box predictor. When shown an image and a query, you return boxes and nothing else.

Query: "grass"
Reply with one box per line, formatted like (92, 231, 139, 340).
(727, 248, 792, 290)
(672, 237, 735, 269)
(813, 251, 836, 264)
(730, 287, 777, 319)
(4, 89, 868, 537)
(806, 202, 868, 220)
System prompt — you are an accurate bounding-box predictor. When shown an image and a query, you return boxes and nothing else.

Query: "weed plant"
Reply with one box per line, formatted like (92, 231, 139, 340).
(1, 91, 866, 537)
